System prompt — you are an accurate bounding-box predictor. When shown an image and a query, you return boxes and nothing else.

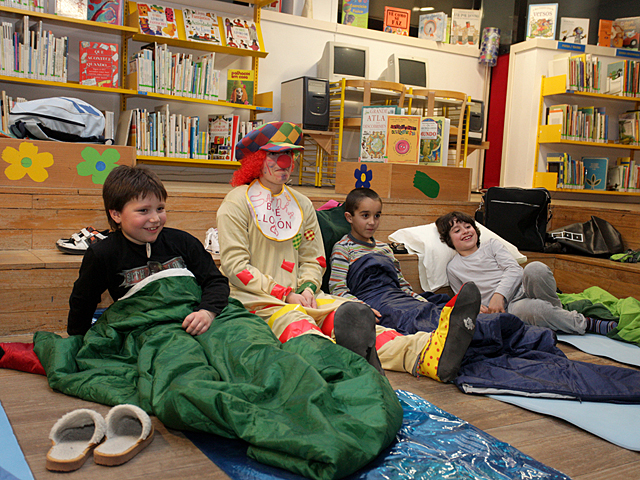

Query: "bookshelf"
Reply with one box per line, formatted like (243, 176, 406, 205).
(533, 74, 640, 196)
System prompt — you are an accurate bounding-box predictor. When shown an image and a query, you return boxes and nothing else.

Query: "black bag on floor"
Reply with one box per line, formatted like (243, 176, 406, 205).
(475, 187, 551, 252)
(548, 216, 624, 256)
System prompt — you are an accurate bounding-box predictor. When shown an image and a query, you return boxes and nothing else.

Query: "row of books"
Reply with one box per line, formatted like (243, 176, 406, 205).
(546, 153, 586, 189)
(0, 17, 68, 82)
(608, 158, 640, 192)
(619, 111, 640, 145)
(547, 104, 609, 143)
(208, 115, 263, 161)
(128, 43, 220, 101)
(0, 0, 124, 25)
(0, 91, 26, 133)
(607, 60, 640, 98)
(546, 154, 640, 192)
(358, 105, 451, 165)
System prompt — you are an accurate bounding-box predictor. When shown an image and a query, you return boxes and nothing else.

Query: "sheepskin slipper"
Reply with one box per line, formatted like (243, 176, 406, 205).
(93, 404, 154, 467)
(46, 409, 107, 472)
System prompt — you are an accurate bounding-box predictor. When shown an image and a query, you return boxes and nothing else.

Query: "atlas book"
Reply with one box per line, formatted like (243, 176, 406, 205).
(525, 3, 558, 40)
(383, 6, 410, 35)
(418, 12, 447, 42)
(583, 157, 608, 190)
(341, 0, 369, 29)
(183, 8, 223, 45)
(227, 69, 254, 105)
(56, 0, 87, 19)
(558, 17, 589, 45)
(79, 41, 119, 88)
(87, 0, 124, 25)
(130, 2, 183, 40)
(449, 9, 481, 46)
(385, 114, 421, 165)
(359, 105, 399, 162)
(221, 16, 264, 52)
(419, 116, 450, 166)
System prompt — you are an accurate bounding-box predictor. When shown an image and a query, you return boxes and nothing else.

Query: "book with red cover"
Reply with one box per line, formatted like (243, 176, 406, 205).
(383, 6, 410, 35)
(79, 41, 119, 88)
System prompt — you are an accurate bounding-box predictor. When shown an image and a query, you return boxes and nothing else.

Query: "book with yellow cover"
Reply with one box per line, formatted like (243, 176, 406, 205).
(385, 115, 421, 164)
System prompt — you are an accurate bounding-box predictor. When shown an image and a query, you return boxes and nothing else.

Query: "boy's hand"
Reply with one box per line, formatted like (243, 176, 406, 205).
(183, 309, 215, 336)
(486, 293, 506, 313)
(371, 308, 381, 323)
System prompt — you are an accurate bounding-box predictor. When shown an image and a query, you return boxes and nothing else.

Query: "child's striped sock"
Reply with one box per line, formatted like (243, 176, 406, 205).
(585, 317, 618, 335)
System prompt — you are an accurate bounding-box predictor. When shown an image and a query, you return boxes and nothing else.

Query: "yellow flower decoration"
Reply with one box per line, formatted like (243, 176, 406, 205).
(3, 142, 54, 182)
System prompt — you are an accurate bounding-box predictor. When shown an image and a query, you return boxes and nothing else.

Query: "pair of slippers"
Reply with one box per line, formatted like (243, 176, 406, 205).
(46, 404, 154, 472)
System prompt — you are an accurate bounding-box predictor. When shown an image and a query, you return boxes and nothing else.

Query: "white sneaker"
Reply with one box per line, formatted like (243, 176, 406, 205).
(205, 228, 219, 254)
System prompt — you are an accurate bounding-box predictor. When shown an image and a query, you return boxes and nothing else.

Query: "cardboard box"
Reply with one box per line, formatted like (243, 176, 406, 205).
(335, 162, 471, 201)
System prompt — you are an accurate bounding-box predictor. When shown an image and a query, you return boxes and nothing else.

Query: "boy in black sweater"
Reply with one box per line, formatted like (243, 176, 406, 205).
(67, 165, 229, 336)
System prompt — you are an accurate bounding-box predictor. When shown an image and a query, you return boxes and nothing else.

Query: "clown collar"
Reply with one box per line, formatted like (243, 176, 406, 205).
(246, 179, 303, 241)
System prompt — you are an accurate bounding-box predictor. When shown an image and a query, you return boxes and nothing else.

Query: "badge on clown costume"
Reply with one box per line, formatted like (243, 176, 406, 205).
(246, 180, 303, 241)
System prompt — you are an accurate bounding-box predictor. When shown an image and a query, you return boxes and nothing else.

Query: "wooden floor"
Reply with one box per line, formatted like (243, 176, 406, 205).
(1, 333, 639, 480)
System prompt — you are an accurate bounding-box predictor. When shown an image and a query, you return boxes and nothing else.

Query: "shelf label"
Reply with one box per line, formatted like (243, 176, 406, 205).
(557, 42, 586, 52)
(616, 49, 640, 59)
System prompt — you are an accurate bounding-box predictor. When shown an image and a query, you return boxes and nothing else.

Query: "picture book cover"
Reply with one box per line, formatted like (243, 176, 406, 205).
(341, 0, 368, 29)
(227, 69, 254, 105)
(183, 8, 223, 45)
(420, 116, 449, 166)
(56, 0, 88, 20)
(611, 20, 625, 48)
(607, 61, 625, 94)
(614, 17, 640, 50)
(133, 3, 181, 39)
(450, 9, 481, 46)
(383, 6, 410, 36)
(419, 12, 447, 42)
(208, 114, 239, 161)
(87, 0, 123, 25)
(526, 3, 558, 40)
(559, 17, 589, 44)
(359, 105, 398, 162)
(262, 1, 281, 12)
(583, 157, 609, 190)
(598, 19, 613, 47)
(385, 114, 421, 164)
(618, 112, 638, 145)
(79, 41, 119, 88)
(222, 16, 263, 51)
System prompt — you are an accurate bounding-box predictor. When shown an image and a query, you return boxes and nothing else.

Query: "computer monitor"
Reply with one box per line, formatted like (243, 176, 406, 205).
(317, 41, 370, 82)
(379, 54, 429, 89)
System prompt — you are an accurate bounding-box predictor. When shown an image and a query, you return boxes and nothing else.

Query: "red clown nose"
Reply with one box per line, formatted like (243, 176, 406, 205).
(276, 154, 293, 169)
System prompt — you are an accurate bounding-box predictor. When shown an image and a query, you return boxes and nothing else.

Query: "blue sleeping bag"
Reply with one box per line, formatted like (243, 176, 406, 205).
(347, 253, 640, 403)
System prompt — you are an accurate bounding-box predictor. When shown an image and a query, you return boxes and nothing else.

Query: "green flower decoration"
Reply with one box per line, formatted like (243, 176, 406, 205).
(76, 147, 121, 185)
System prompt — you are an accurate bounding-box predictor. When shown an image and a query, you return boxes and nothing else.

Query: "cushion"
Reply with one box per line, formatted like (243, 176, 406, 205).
(389, 224, 527, 292)
(315, 204, 351, 292)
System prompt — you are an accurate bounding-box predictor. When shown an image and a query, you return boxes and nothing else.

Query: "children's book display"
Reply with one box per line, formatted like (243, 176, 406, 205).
(418, 12, 447, 42)
(87, 0, 124, 25)
(419, 116, 450, 166)
(547, 102, 608, 143)
(56, 0, 88, 20)
(341, 0, 368, 29)
(79, 41, 119, 88)
(597, 19, 613, 47)
(559, 17, 589, 44)
(385, 114, 421, 164)
(383, 6, 410, 35)
(359, 105, 399, 162)
(133, 3, 181, 39)
(183, 8, 222, 45)
(525, 3, 558, 40)
(222, 16, 262, 51)
(449, 9, 480, 46)
(208, 114, 239, 161)
(226, 69, 254, 105)
(614, 17, 640, 51)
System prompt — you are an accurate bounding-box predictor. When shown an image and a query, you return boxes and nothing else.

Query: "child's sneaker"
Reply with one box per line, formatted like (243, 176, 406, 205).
(56, 227, 109, 255)
(205, 227, 219, 254)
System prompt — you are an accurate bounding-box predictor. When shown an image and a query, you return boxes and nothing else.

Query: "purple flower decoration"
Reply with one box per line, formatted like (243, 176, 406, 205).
(354, 164, 372, 188)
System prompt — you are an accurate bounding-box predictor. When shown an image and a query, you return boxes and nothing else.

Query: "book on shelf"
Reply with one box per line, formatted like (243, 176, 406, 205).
(383, 6, 410, 35)
(419, 116, 450, 166)
(132, 2, 183, 39)
(449, 9, 480, 46)
(545, 152, 565, 188)
(115, 108, 133, 146)
(618, 111, 639, 145)
(221, 15, 264, 52)
(597, 19, 613, 47)
(341, 0, 369, 29)
(385, 114, 421, 165)
(418, 12, 447, 42)
(608, 157, 639, 191)
(87, 0, 124, 25)
(606, 61, 625, 95)
(182, 8, 223, 45)
(558, 17, 589, 45)
(614, 17, 640, 51)
(567, 53, 601, 93)
(208, 114, 239, 161)
(79, 41, 118, 88)
(261, 1, 281, 12)
(525, 3, 558, 40)
(101, 109, 114, 143)
(583, 157, 608, 190)
(226, 68, 254, 105)
(56, 0, 87, 20)
(358, 105, 399, 162)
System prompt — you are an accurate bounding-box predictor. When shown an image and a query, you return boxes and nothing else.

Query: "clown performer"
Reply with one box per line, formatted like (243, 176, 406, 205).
(217, 121, 482, 382)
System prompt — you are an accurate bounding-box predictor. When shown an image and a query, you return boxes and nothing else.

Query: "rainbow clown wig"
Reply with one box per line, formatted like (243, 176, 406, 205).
(231, 121, 304, 186)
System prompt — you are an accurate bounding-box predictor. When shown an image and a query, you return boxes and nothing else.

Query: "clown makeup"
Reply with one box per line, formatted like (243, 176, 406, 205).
(260, 151, 295, 192)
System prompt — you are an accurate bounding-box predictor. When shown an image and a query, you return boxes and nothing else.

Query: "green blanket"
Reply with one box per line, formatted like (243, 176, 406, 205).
(559, 286, 640, 346)
(34, 273, 402, 480)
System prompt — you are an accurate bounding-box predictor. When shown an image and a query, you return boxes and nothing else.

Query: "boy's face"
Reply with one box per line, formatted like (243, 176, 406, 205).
(449, 219, 478, 256)
(109, 194, 166, 245)
(260, 151, 294, 192)
(346, 197, 382, 243)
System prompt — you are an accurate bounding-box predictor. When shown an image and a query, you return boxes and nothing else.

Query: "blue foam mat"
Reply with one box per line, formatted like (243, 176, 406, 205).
(490, 394, 640, 451)
(0, 400, 34, 480)
(556, 333, 640, 367)
(187, 389, 570, 480)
